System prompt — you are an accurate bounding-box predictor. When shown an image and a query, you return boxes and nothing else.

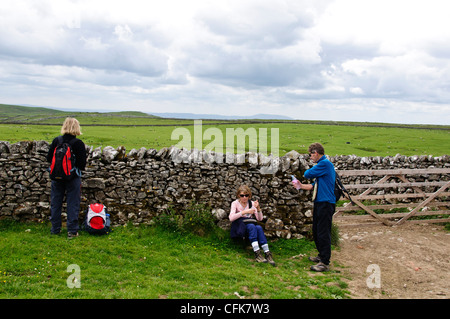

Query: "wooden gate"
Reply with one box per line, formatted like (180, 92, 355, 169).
(334, 168, 450, 228)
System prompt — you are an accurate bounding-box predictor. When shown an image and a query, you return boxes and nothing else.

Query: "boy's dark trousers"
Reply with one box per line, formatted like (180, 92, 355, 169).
(312, 201, 335, 265)
(50, 177, 81, 234)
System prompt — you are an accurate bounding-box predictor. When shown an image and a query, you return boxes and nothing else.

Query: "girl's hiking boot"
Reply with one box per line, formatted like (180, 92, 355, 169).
(68, 232, 79, 239)
(265, 251, 276, 267)
(254, 250, 267, 263)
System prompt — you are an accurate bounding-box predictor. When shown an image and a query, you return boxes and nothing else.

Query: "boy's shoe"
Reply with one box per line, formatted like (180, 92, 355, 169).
(265, 251, 276, 267)
(254, 250, 268, 263)
(310, 262, 330, 272)
(308, 255, 321, 263)
(68, 232, 79, 239)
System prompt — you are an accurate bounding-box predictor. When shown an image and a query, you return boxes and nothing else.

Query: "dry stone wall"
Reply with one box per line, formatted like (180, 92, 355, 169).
(0, 140, 448, 238)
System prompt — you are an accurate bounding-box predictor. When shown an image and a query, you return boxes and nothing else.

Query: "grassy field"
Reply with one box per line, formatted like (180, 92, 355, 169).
(0, 220, 348, 299)
(0, 104, 449, 156)
(1, 104, 448, 301)
(1, 122, 448, 157)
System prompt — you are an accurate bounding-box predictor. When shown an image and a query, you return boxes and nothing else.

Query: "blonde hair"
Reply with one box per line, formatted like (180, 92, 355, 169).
(61, 117, 82, 136)
(236, 185, 252, 199)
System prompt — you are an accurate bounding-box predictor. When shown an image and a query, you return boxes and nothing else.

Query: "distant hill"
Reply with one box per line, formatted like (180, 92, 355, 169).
(0, 103, 158, 122)
(1, 104, 294, 121)
(0, 103, 66, 116)
(149, 112, 294, 120)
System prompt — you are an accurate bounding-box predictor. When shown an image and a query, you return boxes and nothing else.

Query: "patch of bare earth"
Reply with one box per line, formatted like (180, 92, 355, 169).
(332, 223, 450, 299)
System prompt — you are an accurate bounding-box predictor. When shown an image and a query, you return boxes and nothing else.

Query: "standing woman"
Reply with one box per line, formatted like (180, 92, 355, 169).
(47, 118, 86, 238)
(229, 185, 276, 266)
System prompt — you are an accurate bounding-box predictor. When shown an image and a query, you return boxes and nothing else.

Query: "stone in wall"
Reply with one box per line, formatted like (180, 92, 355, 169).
(0, 140, 448, 238)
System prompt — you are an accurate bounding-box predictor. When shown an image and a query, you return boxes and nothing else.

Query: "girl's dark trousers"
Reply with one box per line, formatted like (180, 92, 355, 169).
(50, 177, 81, 234)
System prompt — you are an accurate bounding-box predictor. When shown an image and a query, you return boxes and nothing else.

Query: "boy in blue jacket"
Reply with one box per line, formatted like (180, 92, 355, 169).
(292, 143, 335, 272)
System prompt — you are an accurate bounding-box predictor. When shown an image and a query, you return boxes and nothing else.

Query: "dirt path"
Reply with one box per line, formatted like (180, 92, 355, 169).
(332, 223, 450, 299)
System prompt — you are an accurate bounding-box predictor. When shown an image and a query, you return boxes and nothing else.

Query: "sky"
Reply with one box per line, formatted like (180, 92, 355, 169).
(1, 0, 450, 125)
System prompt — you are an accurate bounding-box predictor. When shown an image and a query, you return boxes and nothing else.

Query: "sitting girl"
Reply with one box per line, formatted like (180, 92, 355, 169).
(229, 185, 276, 266)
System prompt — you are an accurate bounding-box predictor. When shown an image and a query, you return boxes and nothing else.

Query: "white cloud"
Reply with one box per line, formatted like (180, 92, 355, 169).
(315, 0, 450, 51)
(340, 51, 450, 102)
(0, 0, 449, 124)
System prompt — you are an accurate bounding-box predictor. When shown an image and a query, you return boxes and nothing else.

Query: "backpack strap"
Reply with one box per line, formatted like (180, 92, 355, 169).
(336, 173, 354, 204)
(56, 135, 64, 146)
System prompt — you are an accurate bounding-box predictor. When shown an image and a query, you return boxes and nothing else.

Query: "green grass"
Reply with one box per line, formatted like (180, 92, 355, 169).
(1, 104, 449, 156)
(1, 122, 448, 157)
(0, 220, 348, 299)
(269, 123, 449, 156)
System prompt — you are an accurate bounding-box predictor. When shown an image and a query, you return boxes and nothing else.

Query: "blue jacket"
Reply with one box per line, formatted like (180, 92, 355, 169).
(304, 155, 336, 203)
